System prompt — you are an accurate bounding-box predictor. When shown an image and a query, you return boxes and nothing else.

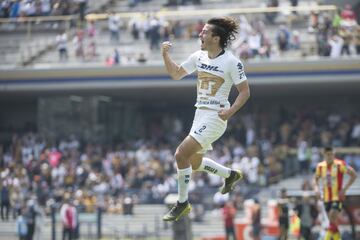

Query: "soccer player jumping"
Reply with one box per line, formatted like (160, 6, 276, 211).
(161, 17, 250, 221)
(313, 146, 357, 240)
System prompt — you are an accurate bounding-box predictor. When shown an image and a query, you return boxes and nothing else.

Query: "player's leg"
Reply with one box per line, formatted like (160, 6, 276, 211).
(190, 153, 230, 177)
(325, 206, 341, 240)
(318, 201, 329, 240)
(163, 135, 202, 221)
(175, 135, 202, 202)
(189, 110, 243, 194)
(332, 231, 341, 240)
(190, 154, 243, 194)
(279, 225, 286, 240)
(324, 229, 341, 240)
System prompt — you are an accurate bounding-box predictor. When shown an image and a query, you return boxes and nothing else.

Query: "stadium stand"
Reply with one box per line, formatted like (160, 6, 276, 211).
(3, 1, 359, 69)
(1, 0, 360, 239)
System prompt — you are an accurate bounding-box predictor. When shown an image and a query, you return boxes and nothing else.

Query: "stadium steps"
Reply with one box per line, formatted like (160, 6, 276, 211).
(87, 0, 112, 13)
(108, 0, 314, 21)
(0, 34, 57, 67)
(0, 220, 17, 239)
(29, 5, 316, 68)
(32, 33, 200, 67)
(0, 0, 319, 69)
(112, 0, 168, 13)
(0, 1, 110, 69)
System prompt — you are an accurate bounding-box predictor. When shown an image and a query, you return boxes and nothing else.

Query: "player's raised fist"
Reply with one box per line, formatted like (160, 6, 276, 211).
(161, 41, 172, 54)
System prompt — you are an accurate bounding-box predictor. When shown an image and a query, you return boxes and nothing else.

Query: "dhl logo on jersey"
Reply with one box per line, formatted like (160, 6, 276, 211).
(197, 63, 224, 73)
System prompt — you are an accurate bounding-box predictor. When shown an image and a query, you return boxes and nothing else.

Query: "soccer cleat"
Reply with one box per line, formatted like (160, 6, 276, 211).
(163, 201, 192, 222)
(220, 170, 243, 194)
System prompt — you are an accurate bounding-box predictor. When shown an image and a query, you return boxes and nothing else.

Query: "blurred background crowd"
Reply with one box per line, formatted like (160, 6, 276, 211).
(1, 104, 359, 219)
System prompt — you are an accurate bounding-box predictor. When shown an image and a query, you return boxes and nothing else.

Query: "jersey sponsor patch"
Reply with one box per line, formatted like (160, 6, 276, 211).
(198, 63, 224, 73)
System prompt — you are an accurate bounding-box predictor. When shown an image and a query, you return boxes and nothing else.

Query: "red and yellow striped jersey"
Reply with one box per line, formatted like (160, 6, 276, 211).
(315, 159, 348, 202)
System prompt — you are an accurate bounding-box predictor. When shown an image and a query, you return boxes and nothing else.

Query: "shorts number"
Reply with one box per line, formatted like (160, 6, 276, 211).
(198, 125, 206, 133)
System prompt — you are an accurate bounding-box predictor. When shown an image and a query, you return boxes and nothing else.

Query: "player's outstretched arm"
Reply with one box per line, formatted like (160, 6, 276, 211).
(313, 174, 321, 200)
(161, 41, 188, 80)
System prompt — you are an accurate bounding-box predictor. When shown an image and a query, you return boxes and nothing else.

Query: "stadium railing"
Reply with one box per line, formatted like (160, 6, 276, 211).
(0, 15, 75, 38)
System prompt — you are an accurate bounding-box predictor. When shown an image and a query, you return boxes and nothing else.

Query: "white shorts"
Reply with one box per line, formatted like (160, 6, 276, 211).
(189, 108, 227, 154)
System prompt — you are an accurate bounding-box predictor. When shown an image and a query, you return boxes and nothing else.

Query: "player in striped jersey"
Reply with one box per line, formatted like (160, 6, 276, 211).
(313, 146, 357, 240)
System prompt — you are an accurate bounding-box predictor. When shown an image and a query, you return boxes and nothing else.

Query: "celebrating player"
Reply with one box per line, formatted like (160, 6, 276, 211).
(161, 17, 250, 221)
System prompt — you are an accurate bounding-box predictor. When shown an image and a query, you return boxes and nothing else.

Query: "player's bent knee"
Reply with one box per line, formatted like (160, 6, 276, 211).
(174, 148, 186, 163)
(190, 155, 202, 170)
(190, 161, 201, 170)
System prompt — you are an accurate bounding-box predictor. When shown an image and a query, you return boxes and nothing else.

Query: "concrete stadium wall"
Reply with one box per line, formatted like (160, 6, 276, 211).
(0, 58, 359, 95)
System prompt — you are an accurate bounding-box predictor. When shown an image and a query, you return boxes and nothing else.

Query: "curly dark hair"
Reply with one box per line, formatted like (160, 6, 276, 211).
(207, 17, 239, 49)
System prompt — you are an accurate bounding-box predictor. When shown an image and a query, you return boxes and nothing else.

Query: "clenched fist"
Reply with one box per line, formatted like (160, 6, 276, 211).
(161, 41, 172, 55)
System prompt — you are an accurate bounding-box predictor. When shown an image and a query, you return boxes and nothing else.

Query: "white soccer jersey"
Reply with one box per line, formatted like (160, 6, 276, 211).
(181, 50, 247, 111)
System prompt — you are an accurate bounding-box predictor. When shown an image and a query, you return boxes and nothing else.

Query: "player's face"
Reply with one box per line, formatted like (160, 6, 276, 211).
(199, 24, 217, 50)
(324, 150, 335, 163)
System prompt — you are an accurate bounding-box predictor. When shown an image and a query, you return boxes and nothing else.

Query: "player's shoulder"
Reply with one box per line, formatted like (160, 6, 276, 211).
(224, 50, 245, 67)
(188, 50, 203, 59)
(195, 50, 206, 57)
(334, 159, 346, 165)
(224, 50, 239, 61)
(317, 161, 327, 167)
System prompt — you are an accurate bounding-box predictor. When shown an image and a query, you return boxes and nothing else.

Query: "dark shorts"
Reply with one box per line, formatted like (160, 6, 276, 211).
(279, 217, 289, 229)
(252, 223, 261, 237)
(324, 201, 342, 212)
(225, 226, 235, 238)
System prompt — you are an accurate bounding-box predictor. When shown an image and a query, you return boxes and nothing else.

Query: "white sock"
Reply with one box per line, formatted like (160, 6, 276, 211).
(196, 157, 231, 178)
(177, 167, 192, 203)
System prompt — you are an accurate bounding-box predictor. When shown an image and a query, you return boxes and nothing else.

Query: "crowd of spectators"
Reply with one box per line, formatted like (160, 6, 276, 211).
(233, 4, 360, 60)
(55, 19, 98, 62)
(1, 105, 359, 224)
(45, 5, 360, 66)
(1, 2, 359, 66)
(80, 4, 360, 65)
(133, 4, 358, 58)
(310, 5, 360, 58)
(0, 0, 87, 19)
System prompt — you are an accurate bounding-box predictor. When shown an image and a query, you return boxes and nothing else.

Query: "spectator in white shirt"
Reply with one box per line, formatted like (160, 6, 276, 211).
(328, 34, 344, 58)
(108, 12, 121, 44)
(238, 15, 252, 44)
(248, 30, 262, 57)
(56, 32, 68, 62)
(40, 0, 51, 16)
